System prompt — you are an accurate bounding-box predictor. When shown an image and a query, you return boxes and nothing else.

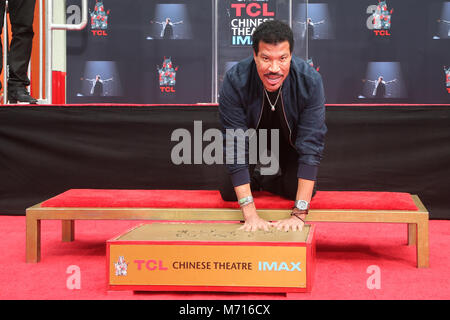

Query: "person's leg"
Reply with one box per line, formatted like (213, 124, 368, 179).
(0, 1, 5, 90)
(262, 143, 298, 200)
(218, 166, 238, 201)
(278, 146, 318, 200)
(7, 0, 36, 88)
(258, 142, 317, 201)
(218, 165, 257, 202)
(7, 0, 37, 103)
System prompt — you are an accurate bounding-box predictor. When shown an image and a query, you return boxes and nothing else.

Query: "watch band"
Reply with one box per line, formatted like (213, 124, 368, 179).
(238, 195, 254, 208)
(291, 207, 309, 215)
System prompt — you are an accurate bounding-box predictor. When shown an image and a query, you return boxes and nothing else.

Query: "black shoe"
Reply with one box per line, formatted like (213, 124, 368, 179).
(8, 88, 38, 104)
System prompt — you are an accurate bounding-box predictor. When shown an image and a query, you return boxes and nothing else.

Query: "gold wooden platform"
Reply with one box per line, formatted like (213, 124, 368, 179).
(107, 223, 315, 292)
(26, 195, 429, 268)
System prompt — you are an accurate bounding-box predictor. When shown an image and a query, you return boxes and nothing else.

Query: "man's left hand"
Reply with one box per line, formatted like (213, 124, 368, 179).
(270, 215, 305, 232)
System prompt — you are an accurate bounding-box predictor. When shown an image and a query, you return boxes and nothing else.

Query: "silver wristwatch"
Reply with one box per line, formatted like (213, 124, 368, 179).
(294, 200, 309, 211)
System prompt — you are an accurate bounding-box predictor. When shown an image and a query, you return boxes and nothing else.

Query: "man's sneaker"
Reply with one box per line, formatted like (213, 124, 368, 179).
(8, 88, 38, 104)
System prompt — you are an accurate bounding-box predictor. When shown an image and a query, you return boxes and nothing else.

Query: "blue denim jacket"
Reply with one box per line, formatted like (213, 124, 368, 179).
(218, 55, 327, 187)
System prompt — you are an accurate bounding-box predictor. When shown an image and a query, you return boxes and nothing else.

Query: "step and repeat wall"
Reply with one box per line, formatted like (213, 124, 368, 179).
(66, 0, 450, 104)
(66, 0, 214, 104)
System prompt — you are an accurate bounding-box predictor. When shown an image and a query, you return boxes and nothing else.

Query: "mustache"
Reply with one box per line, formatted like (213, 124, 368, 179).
(264, 72, 283, 77)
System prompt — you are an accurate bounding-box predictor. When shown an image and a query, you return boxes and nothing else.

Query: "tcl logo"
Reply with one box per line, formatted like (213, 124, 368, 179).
(366, 1, 393, 37)
(134, 259, 168, 271)
(373, 30, 391, 36)
(91, 30, 108, 36)
(160, 86, 176, 93)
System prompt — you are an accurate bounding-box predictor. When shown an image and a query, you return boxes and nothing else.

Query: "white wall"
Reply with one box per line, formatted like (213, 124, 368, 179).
(52, 0, 66, 72)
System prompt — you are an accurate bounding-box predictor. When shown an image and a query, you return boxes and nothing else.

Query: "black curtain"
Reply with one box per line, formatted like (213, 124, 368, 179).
(0, 105, 449, 219)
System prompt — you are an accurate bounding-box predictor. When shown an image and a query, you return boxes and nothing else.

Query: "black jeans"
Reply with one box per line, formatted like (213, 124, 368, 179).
(219, 140, 317, 201)
(0, 0, 36, 90)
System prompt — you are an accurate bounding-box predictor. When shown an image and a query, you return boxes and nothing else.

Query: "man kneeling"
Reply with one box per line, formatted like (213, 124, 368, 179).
(218, 20, 327, 232)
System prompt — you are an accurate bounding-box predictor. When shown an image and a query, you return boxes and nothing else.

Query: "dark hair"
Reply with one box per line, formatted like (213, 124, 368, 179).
(252, 20, 294, 55)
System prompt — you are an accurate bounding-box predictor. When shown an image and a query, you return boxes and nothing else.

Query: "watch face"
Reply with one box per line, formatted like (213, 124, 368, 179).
(296, 200, 309, 210)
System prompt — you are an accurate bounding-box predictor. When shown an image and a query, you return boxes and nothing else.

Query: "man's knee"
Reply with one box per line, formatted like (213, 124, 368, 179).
(219, 188, 237, 202)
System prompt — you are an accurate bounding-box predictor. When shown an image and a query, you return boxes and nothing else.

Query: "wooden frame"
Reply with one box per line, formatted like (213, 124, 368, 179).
(106, 224, 316, 293)
(26, 195, 429, 268)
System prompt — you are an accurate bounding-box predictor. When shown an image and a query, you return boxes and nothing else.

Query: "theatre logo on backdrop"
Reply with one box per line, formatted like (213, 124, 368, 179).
(366, 0, 393, 37)
(229, 0, 275, 46)
(114, 256, 128, 276)
(90, 0, 110, 37)
(307, 58, 320, 73)
(158, 57, 178, 93)
(445, 66, 450, 93)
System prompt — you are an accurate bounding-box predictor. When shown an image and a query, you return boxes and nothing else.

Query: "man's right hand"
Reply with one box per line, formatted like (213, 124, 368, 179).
(238, 203, 271, 232)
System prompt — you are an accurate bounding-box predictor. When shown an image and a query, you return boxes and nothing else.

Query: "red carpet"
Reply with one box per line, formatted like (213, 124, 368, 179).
(0, 216, 449, 300)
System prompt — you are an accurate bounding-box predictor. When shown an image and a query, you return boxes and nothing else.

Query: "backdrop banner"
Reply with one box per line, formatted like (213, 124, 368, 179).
(66, 0, 213, 104)
(65, 0, 450, 104)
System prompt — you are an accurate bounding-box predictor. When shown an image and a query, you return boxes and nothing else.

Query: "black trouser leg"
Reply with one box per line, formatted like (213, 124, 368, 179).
(218, 164, 256, 202)
(269, 142, 317, 200)
(0, 1, 6, 88)
(5, 0, 36, 89)
(218, 142, 317, 202)
(261, 144, 299, 200)
(218, 166, 237, 201)
(253, 142, 300, 201)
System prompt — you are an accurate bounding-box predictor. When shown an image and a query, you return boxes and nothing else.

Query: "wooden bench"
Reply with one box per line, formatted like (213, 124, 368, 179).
(25, 189, 429, 268)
